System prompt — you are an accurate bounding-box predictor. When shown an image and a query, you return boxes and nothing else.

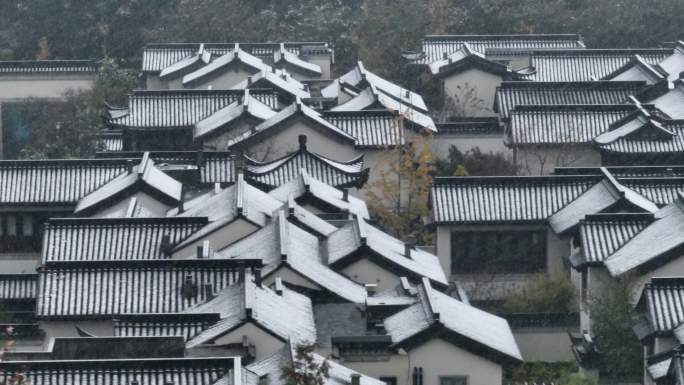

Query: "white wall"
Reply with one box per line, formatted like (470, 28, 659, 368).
(430, 133, 510, 162)
(172, 219, 258, 259)
(214, 322, 285, 361)
(0, 75, 95, 99)
(442, 69, 503, 117)
(91, 192, 172, 218)
(338, 258, 402, 292)
(513, 329, 576, 362)
(515, 145, 602, 176)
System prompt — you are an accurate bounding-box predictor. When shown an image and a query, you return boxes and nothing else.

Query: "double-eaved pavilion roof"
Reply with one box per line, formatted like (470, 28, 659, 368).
(244, 135, 369, 190)
(407, 34, 585, 65)
(522, 48, 674, 82)
(494, 80, 646, 120)
(105, 89, 279, 130)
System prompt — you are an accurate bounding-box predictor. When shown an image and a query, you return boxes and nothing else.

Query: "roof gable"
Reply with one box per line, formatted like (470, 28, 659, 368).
(578, 213, 654, 265)
(194, 90, 277, 140)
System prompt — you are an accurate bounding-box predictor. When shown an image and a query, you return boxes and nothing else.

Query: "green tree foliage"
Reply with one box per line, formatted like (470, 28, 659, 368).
(434, 145, 518, 176)
(588, 278, 642, 381)
(500, 274, 578, 313)
(18, 59, 137, 159)
(280, 344, 330, 385)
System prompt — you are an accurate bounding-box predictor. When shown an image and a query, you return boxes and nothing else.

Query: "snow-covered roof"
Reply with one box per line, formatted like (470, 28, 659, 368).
(495, 80, 646, 120)
(577, 213, 653, 265)
(185, 271, 316, 348)
(248, 342, 385, 385)
(96, 130, 124, 152)
(42, 217, 207, 263)
(142, 42, 331, 73)
(268, 169, 370, 219)
(0, 60, 97, 74)
(182, 44, 269, 86)
(522, 48, 674, 82)
(0, 357, 238, 385)
(227, 99, 356, 148)
(509, 104, 648, 145)
(603, 55, 666, 84)
(637, 79, 684, 119)
(410, 34, 584, 64)
(594, 107, 684, 154)
(658, 42, 684, 79)
(322, 110, 405, 148)
(106, 89, 279, 129)
(428, 43, 518, 78)
(273, 43, 323, 76)
(244, 135, 368, 190)
(231, 68, 311, 99)
(159, 43, 212, 79)
(554, 165, 684, 178)
(114, 313, 221, 341)
(549, 168, 658, 234)
(74, 154, 183, 215)
(641, 277, 684, 333)
(605, 193, 684, 276)
(36, 259, 260, 318)
(327, 217, 448, 286)
(194, 90, 277, 140)
(0, 274, 37, 301)
(384, 278, 522, 362)
(0, 158, 129, 206)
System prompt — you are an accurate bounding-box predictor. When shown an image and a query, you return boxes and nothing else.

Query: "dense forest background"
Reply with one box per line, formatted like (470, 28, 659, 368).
(1, 0, 683, 78)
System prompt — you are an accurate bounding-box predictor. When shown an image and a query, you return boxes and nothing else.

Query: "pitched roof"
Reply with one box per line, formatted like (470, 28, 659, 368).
(268, 170, 370, 219)
(549, 168, 658, 234)
(641, 79, 684, 119)
(495, 80, 645, 120)
(0, 158, 128, 207)
(594, 108, 684, 154)
(114, 313, 221, 341)
(429, 175, 597, 224)
(322, 110, 405, 148)
(642, 277, 684, 333)
(658, 43, 684, 79)
(248, 342, 385, 385)
(97, 151, 236, 184)
(428, 43, 516, 78)
(327, 217, 448, 286)
(231, 68, 311, 99)
(603, 55, 666, 84)
(0, 357, 237, 385)
(244, 136, 369, 190)
(42, 217, 207, 263)
(74, 154, 182, 215)
(181, 45, 269, 86)
(194, 90, 277, 140)
(216, 211, 368, 303)
(0, 60, 97, 74)
(185, 272, 315, 347)
(604, 194, 684, 276)
(143, 42, 331, 73)
(554, 165, 684, 178)
(523, 49, 674, 82)
(96, 130, 124, 152)
(435, 117, 502, 135)
(578, 213, 654, 265)
(508, 104, 646, 145)
(227, 99, 356, 148)
(0, 274, 37, 301)
(106, 89, 279, 129)
(409, 34, 584, 64)
(384, 278, 522, 362)
(272, 43, 323, 76)
(36, 259, 260, 319)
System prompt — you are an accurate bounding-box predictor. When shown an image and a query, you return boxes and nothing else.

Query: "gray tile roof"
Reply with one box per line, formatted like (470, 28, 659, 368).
(430, 175, 597, 224)
(114, 313, 221, 340)
(244, 136, 368, 190)
(0, 159, 129, 206)
(411, 34, 584, 64)
(642, 277, 684, 332)
(185, 271, 316, 347)
(578, 213, 653, 265)
(495, 81, 646, 120)
(594, 113, 684, 154)
(106, 89, 279, 129)
(0, 357, 236, 385)
(435, 117, 502, 135)
(554, 165, 684, 178)
(508, 104, 645, 145)
(231, 68, 311, 99)
(384, 278, 522, 362)
(0, 274, 37, 301)
(523, 49, 674, 82)
(194, 90, 277, 141)
(36, 259, 260, 319)
(96, 130, 124, 152)
(322, 110, 405, 148)
(142, 42, 331, 73)
(604, 193, 684, 276)
(0, 60, 97, 74)
(42, 217, 207, 263)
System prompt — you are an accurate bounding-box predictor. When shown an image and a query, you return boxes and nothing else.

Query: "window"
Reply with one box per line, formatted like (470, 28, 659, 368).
(440, 376, 467, 385)
(379, 377, 397, 385)
(6, 215, 17, 236)
(22, 215, 33, 236)
(450, 230, 546, 274)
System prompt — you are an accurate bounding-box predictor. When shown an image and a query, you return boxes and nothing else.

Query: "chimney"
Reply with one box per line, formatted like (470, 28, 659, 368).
(160, 234, 171, 256)
(126, 159, 134, 174)
(181, 275, 198, 299)
(254, 269, 262, 287)
(274, 277, 284, 295)
(350, 374, 361, 385)
(442, 51, 448, 60)
(177, 201, 185, 214)
(247, 76, 253, 85)
(195, 150, 205, 167)
(405, 89, 410, 98)
(404, 235, 416, 258)
(364, 283, 377, 297)
(298, 134, 307, 150)
(342, 188, 349, 202)
(203, 283, 214, 301)
(197, 245, 204, 259)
